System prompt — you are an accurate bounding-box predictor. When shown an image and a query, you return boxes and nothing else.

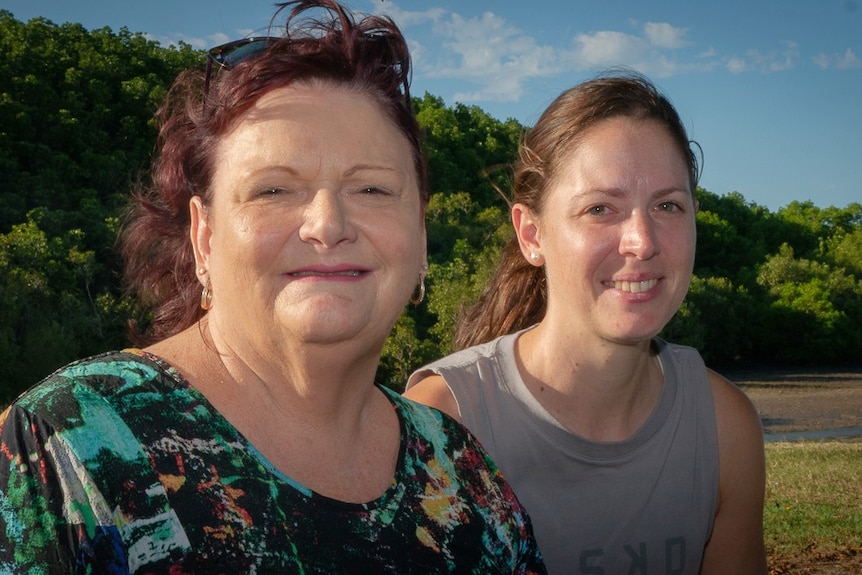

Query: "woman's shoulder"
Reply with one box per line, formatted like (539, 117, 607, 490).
(385, 385, 456, 429)
(44, 347, 171, 382)
(408, 331, 518, 386)
(653, 338, 705, 365)
(653, 340, 759, 432)
(707, 368, 763, 440)
(387, 385, 488, 454)
(387, 386, 517, 494)
(8, 349, 185, 431)
(431, 334, 512, 369)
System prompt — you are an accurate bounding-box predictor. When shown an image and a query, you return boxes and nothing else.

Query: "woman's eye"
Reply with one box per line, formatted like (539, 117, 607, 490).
(350, 186, 399, 204)
(588, 205, 610, 216)
(657, 201, 681, 212)
(253, 187, 307, 205)
(358, 186, 391, 196)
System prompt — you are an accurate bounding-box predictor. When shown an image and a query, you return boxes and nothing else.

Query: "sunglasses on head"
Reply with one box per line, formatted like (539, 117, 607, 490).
(204, 37, 278, 93)
(203, 32, 410, 105)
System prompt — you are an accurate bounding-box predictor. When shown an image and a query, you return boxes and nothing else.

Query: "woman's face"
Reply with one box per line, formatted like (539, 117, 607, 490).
(515, 117, 697, 345)
(192, 83, 426, 353)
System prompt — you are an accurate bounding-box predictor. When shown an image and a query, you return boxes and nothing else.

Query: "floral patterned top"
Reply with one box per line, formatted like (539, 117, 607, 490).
(0, 350, 545, 574)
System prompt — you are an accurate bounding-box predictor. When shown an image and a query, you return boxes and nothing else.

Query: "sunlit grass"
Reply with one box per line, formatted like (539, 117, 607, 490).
(764, 441, 862, 568)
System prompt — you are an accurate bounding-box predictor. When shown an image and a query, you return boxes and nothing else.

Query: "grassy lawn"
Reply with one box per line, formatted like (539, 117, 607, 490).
(764, 440, 862, 572)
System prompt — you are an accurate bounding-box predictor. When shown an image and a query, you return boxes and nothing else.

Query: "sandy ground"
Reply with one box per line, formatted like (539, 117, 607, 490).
(728, 367, 862, 438)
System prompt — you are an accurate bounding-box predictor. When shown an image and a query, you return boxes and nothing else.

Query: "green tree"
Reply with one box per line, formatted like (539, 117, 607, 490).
(756, 244, 862, 362)
(823, 227, 862, 277)
(694, 189, 778, 282)
(662, 275, 756, 366)
(0, 214, 127, 401)
(0, 12, 200, 398)
(416, 93, 522, 219)
(0, 11, 200, 235)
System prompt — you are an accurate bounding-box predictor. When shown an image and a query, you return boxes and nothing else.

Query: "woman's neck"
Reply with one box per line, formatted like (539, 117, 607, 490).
(516, 323, 664, 441)
(145, 321, 400, 502)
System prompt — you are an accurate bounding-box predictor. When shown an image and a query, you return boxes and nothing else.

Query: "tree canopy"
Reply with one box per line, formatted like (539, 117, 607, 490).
(1, 11, 860, 402)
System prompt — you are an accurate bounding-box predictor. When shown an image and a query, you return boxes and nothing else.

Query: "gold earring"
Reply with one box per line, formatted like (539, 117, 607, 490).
(410, 264, 428, 305)
(200, 278, 213, 310)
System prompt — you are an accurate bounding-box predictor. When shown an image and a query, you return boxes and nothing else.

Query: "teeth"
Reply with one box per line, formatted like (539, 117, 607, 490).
(611, 279, 657, 293)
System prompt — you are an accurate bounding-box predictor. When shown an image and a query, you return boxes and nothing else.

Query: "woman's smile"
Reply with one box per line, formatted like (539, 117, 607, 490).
(603, 278, 660, 294)
(287, 264, 370, 279)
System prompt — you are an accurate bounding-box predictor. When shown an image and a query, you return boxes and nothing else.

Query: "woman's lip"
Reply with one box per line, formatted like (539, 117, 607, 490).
(288, 269, 366, 278)
(287, 265, 370, 278)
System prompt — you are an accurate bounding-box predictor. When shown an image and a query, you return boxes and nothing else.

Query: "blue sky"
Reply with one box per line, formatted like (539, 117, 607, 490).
(5, 0, 861, 212)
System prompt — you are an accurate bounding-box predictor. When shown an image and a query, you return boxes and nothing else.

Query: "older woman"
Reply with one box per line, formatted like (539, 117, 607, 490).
(406, 72, 767, 574)
(0, 1, 544, 573)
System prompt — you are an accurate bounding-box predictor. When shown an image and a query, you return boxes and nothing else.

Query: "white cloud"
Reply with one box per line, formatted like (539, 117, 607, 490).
(418, 15, 703, 101)
(571, 30, 647, 67)
(371, 1, 446, 28)
(148, 28, 255, 50)
(643, 22, 689, 49)
(146, 33, 209, 49)
(208, 32, 232, 46)
(814, 48, 862, 70)
(371, 4, 809, 105)
(421, 11, 561, 102)
(565, 22, 704, 77)
(725, 41, 799, 74)
(726, 57, 747, 74)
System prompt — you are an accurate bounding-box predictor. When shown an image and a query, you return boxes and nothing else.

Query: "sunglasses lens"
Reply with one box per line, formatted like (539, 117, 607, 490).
(212, 39, 275, 69)
(205, 38, 277, 93)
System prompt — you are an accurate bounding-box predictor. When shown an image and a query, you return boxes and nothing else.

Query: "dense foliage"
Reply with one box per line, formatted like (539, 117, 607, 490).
(1, 12, 860, 401)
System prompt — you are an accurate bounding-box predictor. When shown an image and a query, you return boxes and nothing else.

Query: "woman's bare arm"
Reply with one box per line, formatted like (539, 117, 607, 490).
(701, 369, 768, 575)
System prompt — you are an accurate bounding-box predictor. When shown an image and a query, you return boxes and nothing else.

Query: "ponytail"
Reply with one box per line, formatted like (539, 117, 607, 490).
(454, 239, 546, 350)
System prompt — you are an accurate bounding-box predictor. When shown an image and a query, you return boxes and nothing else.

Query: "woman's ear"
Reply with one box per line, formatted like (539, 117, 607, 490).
(512, 203, 544, 266)
(190, 196, 212, 279)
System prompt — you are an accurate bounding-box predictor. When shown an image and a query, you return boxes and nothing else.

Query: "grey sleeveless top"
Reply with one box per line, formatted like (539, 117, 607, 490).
(407, 330, 719, 574)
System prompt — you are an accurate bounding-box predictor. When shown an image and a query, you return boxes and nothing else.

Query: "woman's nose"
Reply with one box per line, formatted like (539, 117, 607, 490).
(298, 189, 355, 247)
(619, 211, 660, 260)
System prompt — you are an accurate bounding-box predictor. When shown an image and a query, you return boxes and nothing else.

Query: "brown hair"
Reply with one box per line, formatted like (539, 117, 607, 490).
(120, 0, 424, 345)
(454, 70, 700, 350)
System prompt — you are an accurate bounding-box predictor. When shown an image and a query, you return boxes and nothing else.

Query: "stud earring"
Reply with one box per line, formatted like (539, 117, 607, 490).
(530, 252, 540, 262)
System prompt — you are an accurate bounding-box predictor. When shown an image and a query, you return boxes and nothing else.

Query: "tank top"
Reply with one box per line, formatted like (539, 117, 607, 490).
(407, 330, 719, 574)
